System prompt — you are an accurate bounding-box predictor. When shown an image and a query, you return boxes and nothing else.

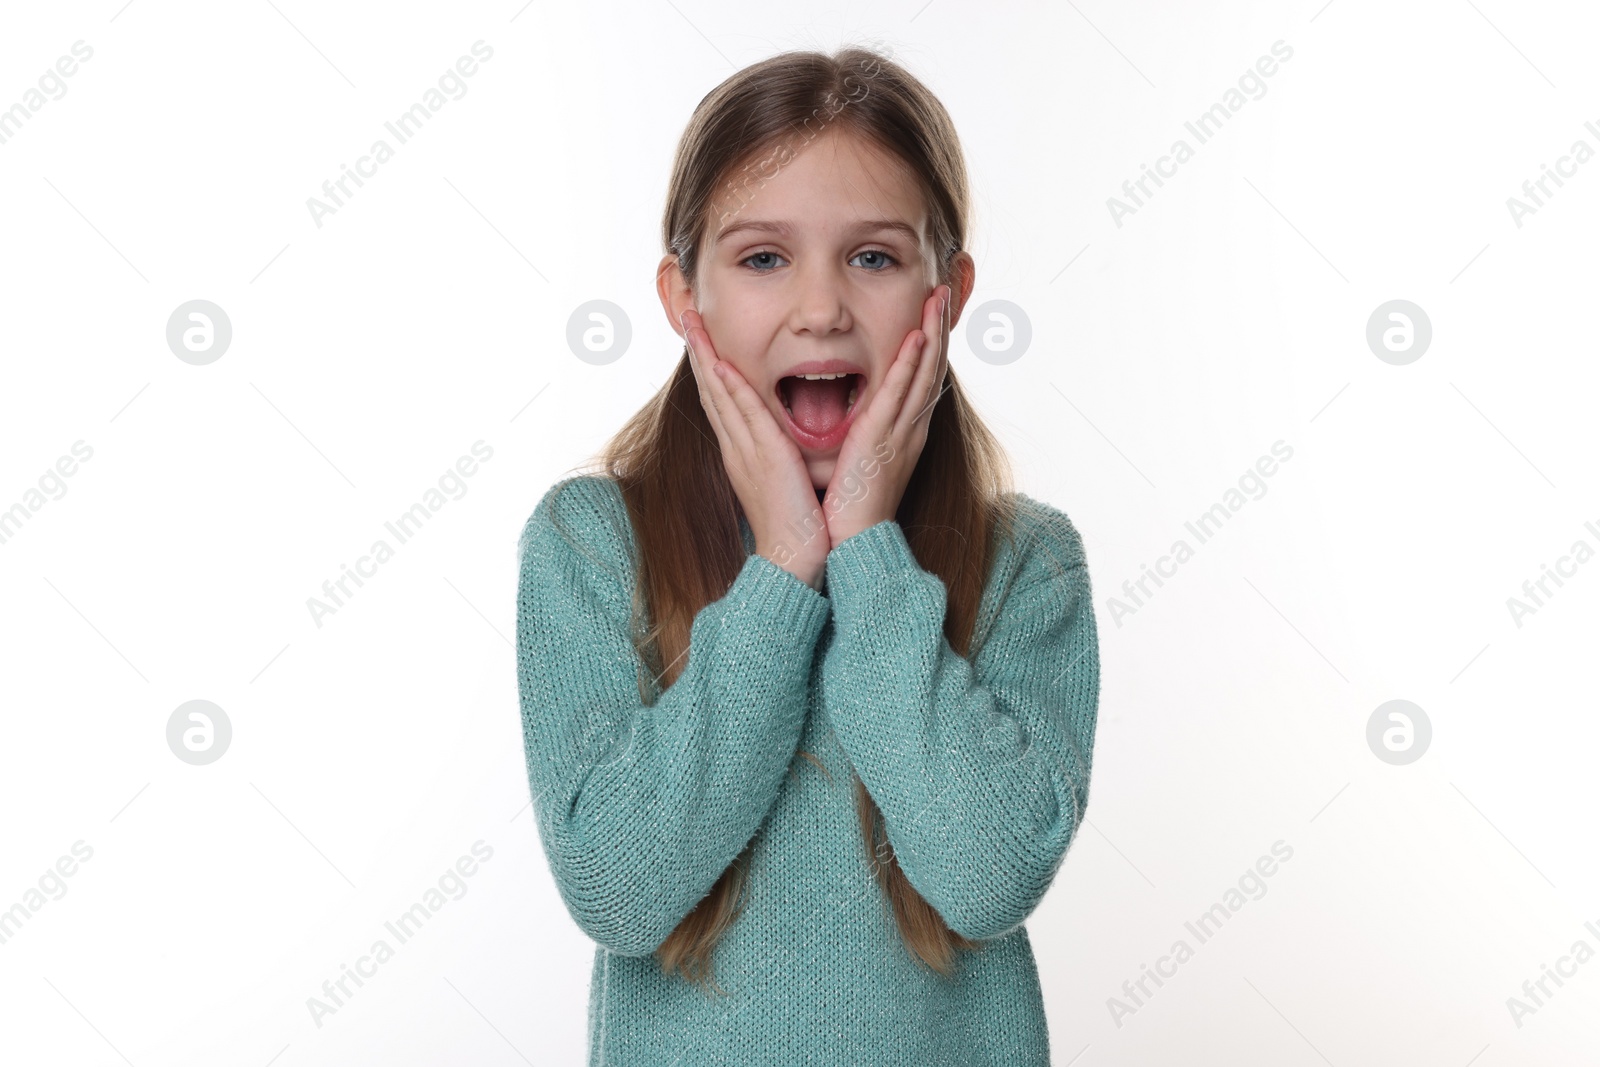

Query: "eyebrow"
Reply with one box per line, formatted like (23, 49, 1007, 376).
(713, 218, 922, 246)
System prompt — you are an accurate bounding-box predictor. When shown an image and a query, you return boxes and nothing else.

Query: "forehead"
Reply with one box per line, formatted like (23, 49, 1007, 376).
(707, 127, 927, 244)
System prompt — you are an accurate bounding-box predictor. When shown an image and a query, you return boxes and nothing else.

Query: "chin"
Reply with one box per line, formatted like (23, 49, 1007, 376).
(804, 457, 836, 493)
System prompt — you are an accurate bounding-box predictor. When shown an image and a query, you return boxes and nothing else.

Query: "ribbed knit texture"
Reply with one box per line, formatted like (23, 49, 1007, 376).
(515, 474, 1100, 1066)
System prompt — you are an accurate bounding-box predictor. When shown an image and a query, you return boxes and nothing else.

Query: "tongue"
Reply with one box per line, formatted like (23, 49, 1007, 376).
(785, 377, 852, 436)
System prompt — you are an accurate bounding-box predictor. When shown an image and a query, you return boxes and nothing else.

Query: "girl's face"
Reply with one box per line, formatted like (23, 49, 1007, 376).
(660, 126, 971, 491)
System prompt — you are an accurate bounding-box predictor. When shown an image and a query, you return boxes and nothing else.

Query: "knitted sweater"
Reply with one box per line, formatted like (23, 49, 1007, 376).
(514, 474, 1100, 1067)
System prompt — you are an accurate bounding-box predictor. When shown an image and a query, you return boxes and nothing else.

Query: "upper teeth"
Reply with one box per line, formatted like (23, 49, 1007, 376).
(780, 372, 859, 416)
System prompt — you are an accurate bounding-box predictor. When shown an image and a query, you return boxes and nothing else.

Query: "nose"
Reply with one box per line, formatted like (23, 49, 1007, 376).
(788, 259, 851, 337)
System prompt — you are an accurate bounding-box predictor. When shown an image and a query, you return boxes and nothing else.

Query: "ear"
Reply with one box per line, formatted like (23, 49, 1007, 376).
(944, 251, 977, 329)
(657, 254, 694, 339)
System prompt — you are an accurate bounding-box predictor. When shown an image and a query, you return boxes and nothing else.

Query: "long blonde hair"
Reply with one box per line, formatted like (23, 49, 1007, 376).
(588, 45, 1019, 991)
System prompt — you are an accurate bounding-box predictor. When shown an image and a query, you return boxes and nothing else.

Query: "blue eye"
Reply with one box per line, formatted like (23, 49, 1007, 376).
(741, 250, 787, 273)
(851, 248, 897, 271)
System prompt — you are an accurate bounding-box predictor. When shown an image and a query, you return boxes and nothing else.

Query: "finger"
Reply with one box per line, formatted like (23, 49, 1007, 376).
(712, 355, 787, 447)
(683, 311, 739, 440)
(685, 315, 773, 500)
(928, 284, 951, 412)
(868, 322, 927, 442)
(922, 285, 954, 427)
(897, 286, 946, 436)
(682, 310, 790, 454)
(682, 312, 743, 455)
(682, 312, 794, 512)
(680, 311, 724, 434)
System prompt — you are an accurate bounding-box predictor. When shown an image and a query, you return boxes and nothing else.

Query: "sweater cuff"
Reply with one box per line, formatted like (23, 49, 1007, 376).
(732, 550, 832, 639)
(824, 519, 921, 602)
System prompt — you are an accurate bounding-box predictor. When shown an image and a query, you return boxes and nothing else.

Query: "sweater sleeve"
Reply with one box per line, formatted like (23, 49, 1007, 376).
(515, 477, 831, 957)
(818, 504, 1099, 942)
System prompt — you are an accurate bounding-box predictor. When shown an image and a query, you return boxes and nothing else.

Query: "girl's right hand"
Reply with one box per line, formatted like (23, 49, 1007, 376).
(680, 308, 830, 591)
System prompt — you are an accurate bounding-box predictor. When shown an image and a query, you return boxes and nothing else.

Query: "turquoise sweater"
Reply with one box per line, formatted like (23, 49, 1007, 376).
(515, 474, 1100, 1066)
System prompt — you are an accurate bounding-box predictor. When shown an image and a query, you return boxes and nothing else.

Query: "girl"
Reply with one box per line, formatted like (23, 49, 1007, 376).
(516, 45, 1100, 1066)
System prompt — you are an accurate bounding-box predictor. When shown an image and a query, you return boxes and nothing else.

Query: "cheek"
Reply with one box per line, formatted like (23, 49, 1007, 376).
(701, 294, 780, 374)
(699, 315, 765, 384)
(864, 295, 924, 363)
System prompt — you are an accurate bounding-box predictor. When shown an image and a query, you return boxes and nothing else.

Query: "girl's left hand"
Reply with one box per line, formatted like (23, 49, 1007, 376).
(822, 283, 952, 549)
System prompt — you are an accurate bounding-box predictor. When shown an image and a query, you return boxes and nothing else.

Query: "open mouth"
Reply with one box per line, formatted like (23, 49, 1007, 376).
(776, 372, 862, 449)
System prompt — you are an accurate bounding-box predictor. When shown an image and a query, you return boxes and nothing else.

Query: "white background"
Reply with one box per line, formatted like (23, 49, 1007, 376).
(2, 0, 1597, 1064)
